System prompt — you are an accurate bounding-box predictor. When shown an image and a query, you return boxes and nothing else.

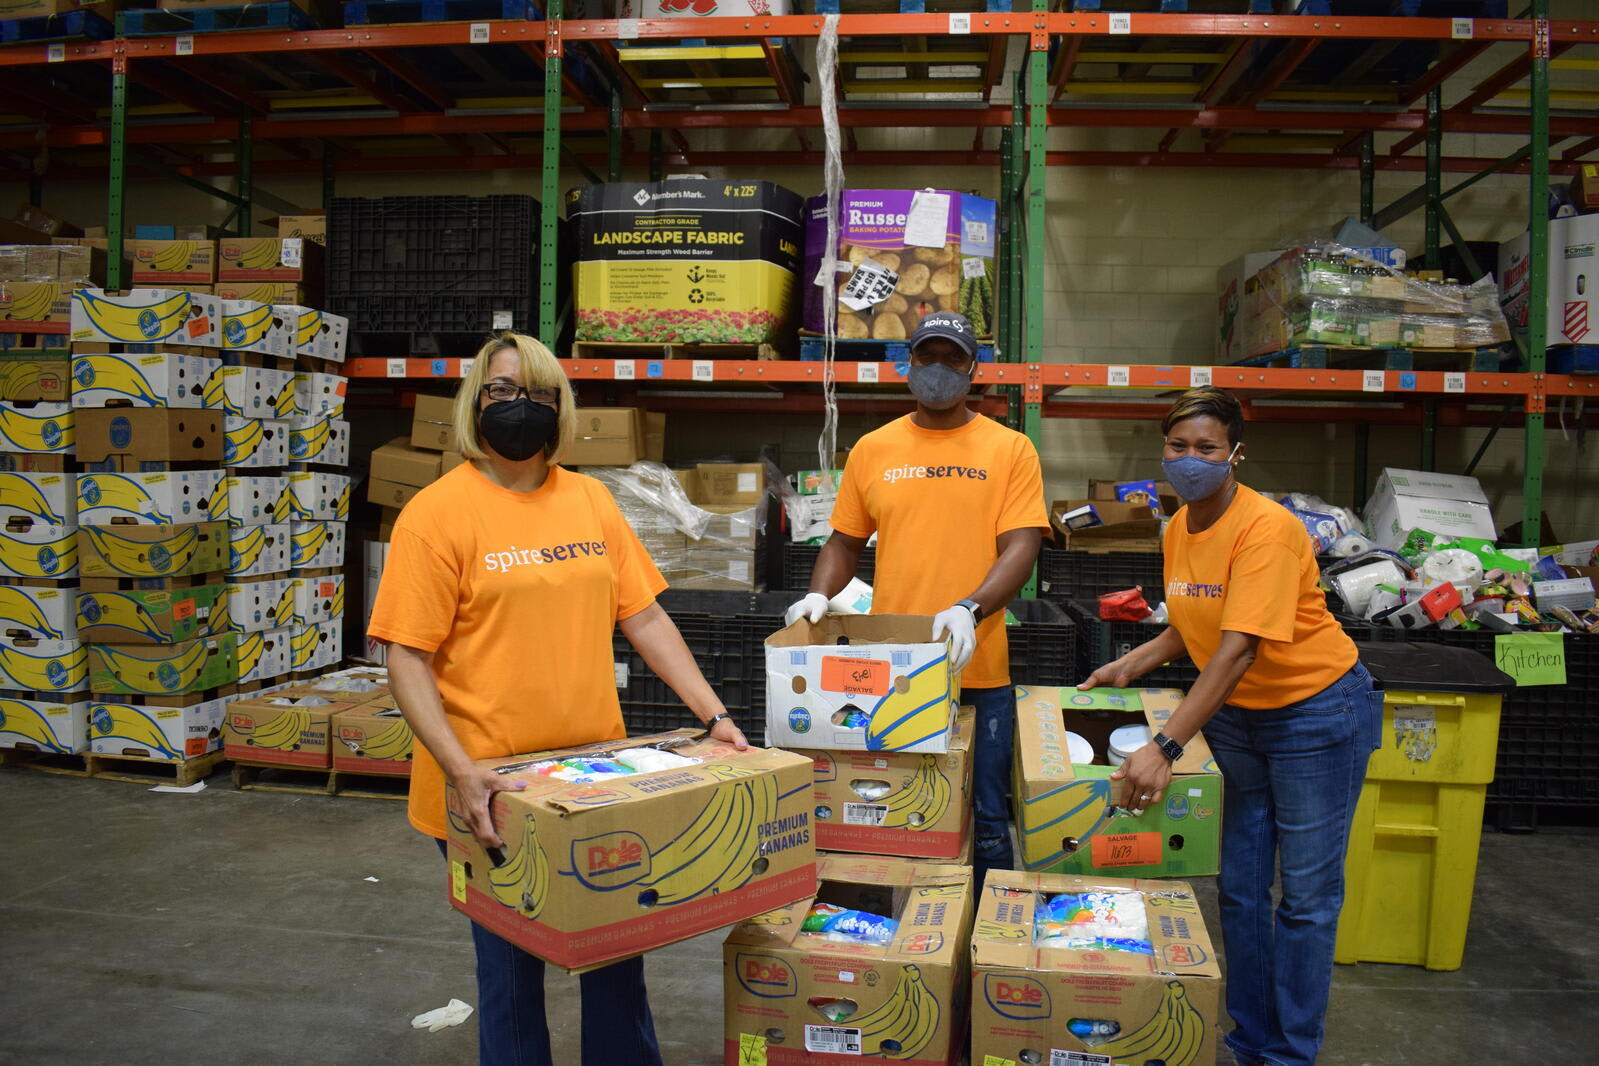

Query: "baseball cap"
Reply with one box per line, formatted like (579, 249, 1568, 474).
(910, 312, 977, 359)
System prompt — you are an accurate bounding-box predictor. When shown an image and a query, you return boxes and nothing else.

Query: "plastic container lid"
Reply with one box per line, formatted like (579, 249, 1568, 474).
(1065, 731, 1094, 764)
(1354, 641, 1516, 695)
(1108, 724, 1152, 759)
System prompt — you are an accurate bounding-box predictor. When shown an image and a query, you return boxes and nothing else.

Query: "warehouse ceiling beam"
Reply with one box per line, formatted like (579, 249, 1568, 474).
(1562, 134, 1599, 161)
(305, 53, 421, 114)
(1048, 34, 1082, 103)
(759, 39, 799, 105)
(513, 40, 598, 108)
(1155, 39, 1252, 156)
(363, 48, 456, 110)
(162, 58, 273, 115)
(1207, 36, 1320, 153)
(124, 62, 248, 119)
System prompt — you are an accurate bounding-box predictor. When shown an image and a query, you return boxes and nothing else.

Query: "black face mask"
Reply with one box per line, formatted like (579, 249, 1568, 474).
(478, 398, 558, 462)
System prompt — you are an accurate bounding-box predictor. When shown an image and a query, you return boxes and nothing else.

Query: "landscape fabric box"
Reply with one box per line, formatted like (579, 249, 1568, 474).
(721, 853, 972, 1065)
(1364, 467, 1496, 549)
(73, 407, 223, 464)
(970, 870, 1220, 1066)
(409, 394, 457, 452)
(75, 521, 228, 579)
(69, 349, 220, 409)
(70, 288, 222, 347)
(87, 632, 238, 696)
(444, 731, 816, 972)
(76, 583, 226, 645)
(765, 614, 959, 754)
(1014, 686, 1221, 879)
(331, 705, 413, 776)
(564, 407, 643, 467)
(88, 695, 229, 761)
(795, 706, 973, 861)
(0, 694, 89, 754)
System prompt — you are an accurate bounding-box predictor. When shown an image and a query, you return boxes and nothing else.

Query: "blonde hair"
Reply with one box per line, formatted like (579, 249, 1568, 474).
(452, 332, 577, 463)
(1161, 386, 1244, 445)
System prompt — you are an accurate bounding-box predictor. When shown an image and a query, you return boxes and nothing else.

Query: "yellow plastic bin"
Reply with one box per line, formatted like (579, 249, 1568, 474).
(1336, 641, 1514, 971)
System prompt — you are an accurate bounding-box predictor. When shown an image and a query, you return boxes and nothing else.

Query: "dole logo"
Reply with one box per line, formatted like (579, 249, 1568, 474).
(229, 714, 255, 734)
(984, 974, 1050, 1021)
(734, 952, 798, 998)
(900, 932, 943, 955)
(571, 830, 651, 890)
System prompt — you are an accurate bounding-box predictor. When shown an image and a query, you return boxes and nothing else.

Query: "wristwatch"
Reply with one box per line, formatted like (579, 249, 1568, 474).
(955, 598, 984, 624)
(705, 713, 733, 731)
(1152, 732, 1184, 762)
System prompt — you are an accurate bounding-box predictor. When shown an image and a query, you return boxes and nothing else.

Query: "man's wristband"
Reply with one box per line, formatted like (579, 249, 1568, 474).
(705, 713, 733, 730)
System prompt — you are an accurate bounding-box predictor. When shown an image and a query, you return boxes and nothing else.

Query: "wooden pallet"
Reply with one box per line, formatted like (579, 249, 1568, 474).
(1233, 344, 1507, 372)
(1, 748, 92, 777)
(3, 747, 224, 787)
(569, 340, 783, 362)
(232, 760, 409, 799)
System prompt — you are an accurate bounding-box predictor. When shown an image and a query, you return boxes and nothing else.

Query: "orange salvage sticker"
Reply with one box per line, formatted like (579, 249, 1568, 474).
(172, 597, 196, 621)
(318, 580, 337, 596)
(820, 656, 890, 696)
(1090, 831, 1162, 869)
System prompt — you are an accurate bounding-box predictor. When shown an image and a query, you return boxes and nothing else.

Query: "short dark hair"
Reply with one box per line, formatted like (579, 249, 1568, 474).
(1162, 386, 1244, 445)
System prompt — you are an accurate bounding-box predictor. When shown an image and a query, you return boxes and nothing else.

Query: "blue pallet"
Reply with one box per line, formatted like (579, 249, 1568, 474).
(119, 2, 316, 36)
(1547, 345, 1599, 375)
(1232, 344, 1505, 371)
(0, 8, 111, 43)
(343, 0, 539, 24)
(812, 0, 1010, 11)
(1072, 1, 1275, 10)
(798, 335, 996, 364)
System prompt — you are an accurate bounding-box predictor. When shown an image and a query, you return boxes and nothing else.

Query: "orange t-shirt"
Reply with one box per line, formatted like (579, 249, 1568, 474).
(366, 463, 667, 839)
(1162, 484, 1356, 709)
(829, 413, 1049, 689)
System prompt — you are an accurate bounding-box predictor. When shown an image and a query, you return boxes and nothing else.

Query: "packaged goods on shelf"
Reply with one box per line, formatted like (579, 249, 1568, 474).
(0, 694, 89, 754)
(564, 407, 642, 467)
(368, 437, 444, 509)
(774, 467, 843, 546)
(586, 461, 767, 591)
(269, 214, 326, 247)
(1216, 250, 1287, 361)
(569, 179, 804, 345)
(803, 188, 998, 339)
(723, 854, 971, 1065)
(70, 289, 222, 347)
(217, 238, 322, 285)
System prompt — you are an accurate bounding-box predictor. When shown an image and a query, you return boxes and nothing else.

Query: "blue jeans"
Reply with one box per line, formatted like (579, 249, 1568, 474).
(435, 839, 663, 1066)
(1201, 663, 1381, 1066)
(965, 685, 1016, 885)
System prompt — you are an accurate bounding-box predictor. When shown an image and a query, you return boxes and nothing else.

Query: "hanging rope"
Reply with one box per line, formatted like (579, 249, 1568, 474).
(815, 14, 845, 485)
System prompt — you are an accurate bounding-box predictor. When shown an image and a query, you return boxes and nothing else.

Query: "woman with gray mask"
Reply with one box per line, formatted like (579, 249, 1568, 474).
(782, 311, 1049, 890)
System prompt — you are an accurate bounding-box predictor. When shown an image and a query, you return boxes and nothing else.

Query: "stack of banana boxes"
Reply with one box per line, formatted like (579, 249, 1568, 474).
(221, 665, 413, 778)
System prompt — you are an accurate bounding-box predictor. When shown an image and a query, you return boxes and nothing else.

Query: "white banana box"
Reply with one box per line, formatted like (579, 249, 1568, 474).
(225, 576, 295, 633)
(223, 415, 290, 468)
(0, 583, 78, 654)
(287, 416, 349, 466)
(69, 350, 220, 408)
(0, 695, 89, 754)
(0, 400, 73, 453)
(223, 474, 292, 527)
(70, 288, 223, 347)
(289, 573, 345, 627)
(0, 471, 76, 524)
(88, 695, 228, 762)
(211, 364, 296, 419)
(75, 469, 226, 526)
(228, 523, 291, 578)
(0, 638, 87, 692)
(231, 626, 290, 686)
(0, 518, 78, 579)
(279, 305, 348, 363)
(287, 471, 351, 521)
(289, 618, 343, 673)
(220, 300, 294, 358)
(290, 371, 347, 420)
(290, 519, 345, 571)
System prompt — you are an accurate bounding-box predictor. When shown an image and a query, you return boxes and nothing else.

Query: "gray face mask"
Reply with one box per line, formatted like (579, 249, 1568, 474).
(906, 362, 973, 410)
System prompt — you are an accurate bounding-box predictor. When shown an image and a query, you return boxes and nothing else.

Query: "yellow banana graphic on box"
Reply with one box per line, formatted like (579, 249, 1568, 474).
(230, 526, 270, 573)
(0, 698, 76, 753)
(93, 640, 209, 694)
(149, 242, 196, 272)
(290, 625, 320, 669)
(84, 524, 200, 577)
(0, 358, 45, 396)
(489, 814, 551, 919)
(0, 643, 87, 690)
(233, 241, 282, 270)
(850, 964, 941, 1060)
(877, 756, 952, 830)
(224, 302, 276, 347)
(201, 365, 228, 410)
(345, 716, 412, 761)
(5, 284, 60, 322)
(77, 592, 169, 643)
(865, 655, 953, 752)
(0, 525, 76, 577)
(73, 289, 192, 343)
(274, 583, 296, 626)
(332, 482, 351, 520)
(290, 418, 333, 461)
(1090, 980, 1205, 1066)
(0, 586, 69, 640)
(329, 580, 345, 618)
(291, 522, 329, 567)
(234, 630, 264, 677)
(0, 403, 72, 452)
(0, 473, 68, 523)
(71, 353, 164, 406)
(77, 474, 168, 523)
(638, 763, 778, 906)
(246, 708, 308, 751)
(89, 702, 181, 759)
(294, 310, 323, 348)
(224, 416, 264, 464)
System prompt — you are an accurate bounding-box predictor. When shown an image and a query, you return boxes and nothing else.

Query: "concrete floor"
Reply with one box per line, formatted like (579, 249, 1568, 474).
(2, 768, 1596, 1066)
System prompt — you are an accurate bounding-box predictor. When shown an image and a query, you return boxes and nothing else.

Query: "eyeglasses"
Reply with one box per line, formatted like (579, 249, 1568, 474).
(480, 382, 560, 405)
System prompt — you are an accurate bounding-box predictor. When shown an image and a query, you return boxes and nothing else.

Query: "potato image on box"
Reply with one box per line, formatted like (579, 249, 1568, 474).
(765, 614, 959, 754)
(89, 694, 228, 761)
(796, 706, 973, 861)
(331, 706, 413, 776)
(0, 696, 89, 754)
(445, 732, 816, 972)
(970, 871, 1220, 1066)
(70, 289, 222, 347)
(722, 854, 972, 1065)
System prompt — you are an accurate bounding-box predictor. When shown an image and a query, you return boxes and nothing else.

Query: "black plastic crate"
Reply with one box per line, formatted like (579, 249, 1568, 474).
(776, 541, 876, 591)
(1039, 547, 1166, 606)
(1006, 597, 1077, 686)
(1064, 601, 1198, 689)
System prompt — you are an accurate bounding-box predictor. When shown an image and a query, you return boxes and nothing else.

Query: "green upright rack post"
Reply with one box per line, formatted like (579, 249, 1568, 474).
(1360, 133, 1375, 226)
(1424, 88, 1441, 270)
(608, 88, 622, 183)
(539, 0, 564, 350)
(1019, 10, 1047, 598)
(237, 118, 254, 235)
(107, 19, 128, 291)
(1523, 4, 1550, 545)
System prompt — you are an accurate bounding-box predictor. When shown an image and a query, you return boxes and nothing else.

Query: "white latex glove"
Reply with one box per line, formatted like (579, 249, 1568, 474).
(411, 998, 474, 1033)
(785, 592, 830, 627)
(931, 604, 977, 672)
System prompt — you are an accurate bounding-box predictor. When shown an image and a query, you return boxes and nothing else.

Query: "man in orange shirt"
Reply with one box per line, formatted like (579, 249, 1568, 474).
(785, 312, 1048, 882)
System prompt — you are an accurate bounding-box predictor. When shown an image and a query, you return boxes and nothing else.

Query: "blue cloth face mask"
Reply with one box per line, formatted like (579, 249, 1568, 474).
(906, 362, 974, 410)
(1162, 443, 1240, 501)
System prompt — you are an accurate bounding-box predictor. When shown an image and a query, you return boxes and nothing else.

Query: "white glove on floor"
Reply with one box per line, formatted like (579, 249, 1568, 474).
(932, 604, 977, 672)
(411, 998, 474, 1032)
(785, 592, 830, 627)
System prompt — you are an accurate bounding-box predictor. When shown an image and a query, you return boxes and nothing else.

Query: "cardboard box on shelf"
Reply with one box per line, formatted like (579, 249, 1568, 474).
(371, 437, 442, 487)
(214, 282, 302, 304)
(722, 853, 972, 1065)
(289, 618, 343, 673)
(1364, 467, 1496, 549)
(73, 407, 224, 465)
(222, 474, 292, 527)
(130, 240, 216, 286)
(285, 306, 348, 363)
(87, 632, 238, 696)
(0, 399, 72, 453)
(290, 520, 345, 571)
(445, 732, 815, 972)
(216, 237, 322, 284)
(223, 693, 345, 768)
(1014, 685, 1221, 878)
(331, 705, 412, 776)
(686, 462, 765, 506)
(796, 706, 973, 860)
(220, 300, 294, 359)
(287, 471, 350, 522)
(1087, 478, 1180, 521)
(231, 626, 289, 686)
(0, 694, 88, 754)
(227, 522, 291, 578)
(1214, 249, 1286, 363)
(75, 520, 228, 580)
(1, 281, 73, 329)
(290, 371, 346, 421)
(367, 478, 425, 511)
(0, 518, 78, 579)
(564, 407, 642, 466)
(225, 576, 295, 633)
(268, 214, 327, 246)
(409, 394, 458, 452)
(0, 470, 75, 524)
(222, 415, 289, 468)
(211, 363, 295, 420)
(764, 614, 959, 754)
(970, 870, 1221, 1066)
(1049, 499, 1163, 553)
(14, 203, 80, 238)
(288, 416, 349, 466)
(87, 692, 229, 761)
(69, 349, 220, 409)
(0, 582, 77, 651)
(75, 469, 225, 526)
(289, 572, 344, 627)
(0, 638, 87, 692)
(70, 288, 222, 347)
(76, 583, 226, 645)
(0, 349, 71, 401)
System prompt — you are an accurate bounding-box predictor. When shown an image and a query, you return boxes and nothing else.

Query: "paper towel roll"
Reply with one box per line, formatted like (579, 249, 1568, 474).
(1332, 533, 1373, 557)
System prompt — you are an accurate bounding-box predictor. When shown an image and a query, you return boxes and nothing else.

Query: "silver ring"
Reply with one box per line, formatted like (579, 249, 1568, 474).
(1140, 793, 1152, 801)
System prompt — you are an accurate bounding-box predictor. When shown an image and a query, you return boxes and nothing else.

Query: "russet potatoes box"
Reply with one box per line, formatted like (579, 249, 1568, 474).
(445, 731, 816, 973)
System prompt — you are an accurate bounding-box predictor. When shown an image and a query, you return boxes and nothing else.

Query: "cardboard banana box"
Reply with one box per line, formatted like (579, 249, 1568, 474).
(87, 632, 238, 696)
(88, 691, 229, 762)
(70, 288, 222, 347)
(289, 619, 342, 673)
(0, 694, 89, 754)
(222, 415, 290, 468)
(0, 516, 77, 579)
(287, 471, 351, 522)
(795, 706, 973, 861)
(1014, 686, 1222, 880)
(0, 470, 75, 525)
(445, 731, 817, 973)
(76, 582, 226, 645)
(289, 573, 344, 627)
(223, 691, 365, 768)
(723, 854, 973, 1066)
(231, 626, 289, 687)
(331, 705, 413, 777)
(0, 400, 72, 453)
(227, 522, 291, 579)
(0, 639, 87, 692)
(0, 582, 77, 654)
(75, 469, 226, 526)
(222, 474, 292, 527)
(225, 576, 295, 633)
(970, 871, 1220, 1066)
(74, 521, 228, 580)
